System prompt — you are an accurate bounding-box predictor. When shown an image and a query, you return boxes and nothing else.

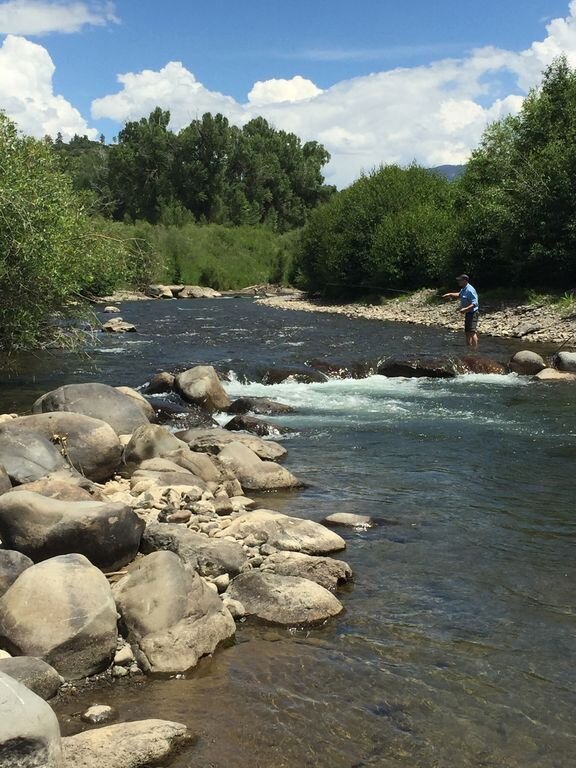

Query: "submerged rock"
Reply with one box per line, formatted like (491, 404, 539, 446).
(0, 554, 117, 680)
(460, 356, 506, 375)
(0, 656, 63, 701)
(261, 551, 353, 591)
(323, 512, 373, 528)
(307, 358, 375, 379)
(102, 318, 137, 333)
(113, 551, 236, 674)
(377, 356, 464, 378)
(262, 366, 328, 385)
(33, 383, 149, 436)
(175, 366, 231, 413)
(227, 397, 295, 416)
(0, 491, 144, 570)
(216, 509, 346, 554)
(0, 670, 64, 767)
(509, 350, 547, 375)
(534, 368, 576, 382)
(62, 720, 193, 768)
(226, 571, 343, 625)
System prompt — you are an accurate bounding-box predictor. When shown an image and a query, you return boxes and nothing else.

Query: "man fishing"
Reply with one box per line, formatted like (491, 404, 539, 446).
(443, 275, 479, 348)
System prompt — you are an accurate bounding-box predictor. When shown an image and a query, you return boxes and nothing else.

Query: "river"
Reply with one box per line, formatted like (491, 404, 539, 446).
(3, 299, 576, 767)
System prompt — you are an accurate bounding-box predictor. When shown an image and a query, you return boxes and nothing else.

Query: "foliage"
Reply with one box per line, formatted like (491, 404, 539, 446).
(0, 114, 131, 350)
(298, 164, 456, 295)
(108, 221, 297, 290)
(453, 56, 576, 287)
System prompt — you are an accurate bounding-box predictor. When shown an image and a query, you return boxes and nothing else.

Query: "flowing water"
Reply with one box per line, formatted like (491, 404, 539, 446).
(2, 299, 576, 767)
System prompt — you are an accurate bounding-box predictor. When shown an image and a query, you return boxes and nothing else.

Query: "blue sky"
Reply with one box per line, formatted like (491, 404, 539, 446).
(0, 0, 575, 184)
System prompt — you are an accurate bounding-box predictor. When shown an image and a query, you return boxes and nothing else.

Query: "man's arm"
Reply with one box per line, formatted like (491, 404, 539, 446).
(442, 292, 459, 299)
(459, 303, 475, 313)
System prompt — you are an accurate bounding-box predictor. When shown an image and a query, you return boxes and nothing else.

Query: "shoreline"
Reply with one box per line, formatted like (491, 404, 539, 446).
(256, 290, 576, 348)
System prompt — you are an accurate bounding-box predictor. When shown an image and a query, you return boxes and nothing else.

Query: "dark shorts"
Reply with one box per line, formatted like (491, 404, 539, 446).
(465, 311, 479, 334)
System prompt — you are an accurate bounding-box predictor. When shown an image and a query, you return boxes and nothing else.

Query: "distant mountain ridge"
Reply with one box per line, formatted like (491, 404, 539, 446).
(431, 164, 466, 180)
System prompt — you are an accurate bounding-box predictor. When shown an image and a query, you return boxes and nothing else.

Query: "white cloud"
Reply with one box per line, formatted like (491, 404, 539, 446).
(0, 0, 117, 35)
(248, 76, 322, 106)
(0, 35, 96, 138)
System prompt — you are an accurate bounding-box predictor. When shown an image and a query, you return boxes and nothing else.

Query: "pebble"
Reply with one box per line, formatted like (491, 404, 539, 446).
(81, 704, 116, 724)
(213, 574, 230, 592)
(114, 645, 135, 666)
(111, 665, 129, 678)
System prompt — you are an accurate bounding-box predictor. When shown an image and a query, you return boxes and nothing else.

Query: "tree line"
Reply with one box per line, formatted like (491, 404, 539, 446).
(297, 57, 576, 294)
(53, 110, 335, 231)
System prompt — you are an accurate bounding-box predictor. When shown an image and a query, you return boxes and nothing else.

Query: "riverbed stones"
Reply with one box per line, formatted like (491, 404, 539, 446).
(0, 550, 33, 597)
(509, 350, 547, 375)
(556, 351, 576, 373)
(142, 522, 247, 577)
(226, 571, 343, 625)
(227, 397, 295, 416)
(0, 670, 64, 767)
(113, 551, 236, 674)
(225, 414, 288, 437)
(0, 427, 70, 485)
(33, 383, 149, 436)
(0, 491, 144, 570)
(323, 512, 373, 528)
(62, 720, 193, 768)
(216, 509, 346, 554)
(175, 366, 231, 412)
(260, 552, 353, 591)
(115, 387, 155, 421)
(0, 657, 64, 700)
(377, 356, 464, 378)
(4, 412, 122, 482)
(176, 427, 288, 462)
(218, 443, 301, 491)
(0, 554, 117, 680)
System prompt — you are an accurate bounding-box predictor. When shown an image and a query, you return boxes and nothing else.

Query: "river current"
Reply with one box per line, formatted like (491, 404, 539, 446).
(2, 299, 576, 767)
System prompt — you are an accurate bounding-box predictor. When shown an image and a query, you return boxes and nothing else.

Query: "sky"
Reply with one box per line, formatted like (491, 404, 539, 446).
(0, 0, 576, 186)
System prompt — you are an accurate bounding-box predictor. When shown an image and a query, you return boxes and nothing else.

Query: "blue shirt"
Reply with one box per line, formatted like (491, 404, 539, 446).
(459, 284, 479, 313)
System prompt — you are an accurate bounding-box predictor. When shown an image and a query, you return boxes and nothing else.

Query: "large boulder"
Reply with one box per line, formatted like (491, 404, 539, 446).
(0, 491, 144, 571)
(0, 550, 33, 598)
(0, 554, 117, 680)
(226, 571, 343, 625)
(4, 413, 122, 482)
(142, 522, 247, 577)
(32, 383, 149, 436)
(218, 443, 301, 491)
(11, 477, 97, 501)
(0, 657, 63, 700)
(227, 397, 295, 416)
(377, 356, 464, 378)
(175, 366, 231, 412)
(261, 552, 353, 591)
(122, 424, 188, 473)
(0, 670, 64, 767)
(509, 350, 547, 375)
(225, 415, 289, 438)
(176, 427, 287, 462)
(556, 351, 576, 373)
(61, 720, 193, 768)
(113, 551, 235, 674)
(216, 509, 345, 554)
(0, 427, 71, 485)
(115, 387, 155, 422)
(146, 285, 174, 299)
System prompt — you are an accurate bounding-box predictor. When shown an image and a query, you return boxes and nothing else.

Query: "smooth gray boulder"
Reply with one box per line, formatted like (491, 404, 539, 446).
(4, 413, 122, 482)
(0, 550, 33, 598)
(175, 366, 231, 412)
(0, 670, 64, 767)
(509, 350, 547, 375)
(556, 351, 576, 373)
(0, 427, 71, 485)
(142, 522, 247, 577)
(0, 465, 10, 494)
(0, 554, 117, 680)
(216, 509, 346, 554)
(218, 443, 300, 491)
(176, 427, 288, 462)
(123, 424, 188, 468)
(115, 387, 155, 421)
(11, 477, 99, 501)
(260, 551, 353, 591)
(113, 551, 236, 674)
(227, 571, 343, 625)
(62, 720, 193, 768)
(0, 491, 144, 571)
(0, 657, 64, 700)
(32, 383, 149, 436)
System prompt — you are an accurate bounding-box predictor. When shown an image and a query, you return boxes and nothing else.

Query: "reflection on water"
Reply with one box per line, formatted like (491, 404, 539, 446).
(4, 300, 576, 766)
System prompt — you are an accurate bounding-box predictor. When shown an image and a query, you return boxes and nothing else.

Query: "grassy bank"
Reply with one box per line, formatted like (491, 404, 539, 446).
(106, 222, 299, 291)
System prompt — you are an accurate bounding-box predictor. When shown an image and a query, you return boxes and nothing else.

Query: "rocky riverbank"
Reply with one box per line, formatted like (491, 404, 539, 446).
(258, 290, 576, 348)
